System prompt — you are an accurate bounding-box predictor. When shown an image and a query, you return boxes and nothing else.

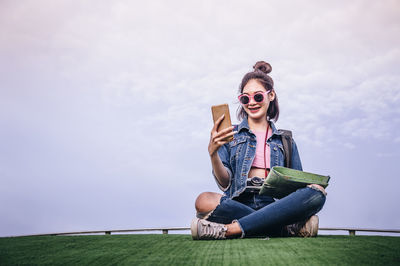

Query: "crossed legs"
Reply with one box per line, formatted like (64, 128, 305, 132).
(194, 185, 326, 238)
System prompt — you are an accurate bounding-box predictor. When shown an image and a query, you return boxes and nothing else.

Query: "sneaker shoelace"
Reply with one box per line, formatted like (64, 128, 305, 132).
(199, 221, 227, 239)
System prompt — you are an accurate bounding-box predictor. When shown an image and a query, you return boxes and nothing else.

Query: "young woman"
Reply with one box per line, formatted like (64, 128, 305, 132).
(191, 61, 327, 240)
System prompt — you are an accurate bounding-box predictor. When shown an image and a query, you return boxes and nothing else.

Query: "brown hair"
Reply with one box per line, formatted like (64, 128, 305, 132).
(236, 61, 280, 122)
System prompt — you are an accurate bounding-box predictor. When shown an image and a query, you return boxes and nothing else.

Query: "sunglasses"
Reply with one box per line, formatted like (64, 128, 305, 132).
(238, 91, 271, 105)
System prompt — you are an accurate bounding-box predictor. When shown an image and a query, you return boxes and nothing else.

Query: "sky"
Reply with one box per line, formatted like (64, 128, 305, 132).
(0, 0, 399, 237)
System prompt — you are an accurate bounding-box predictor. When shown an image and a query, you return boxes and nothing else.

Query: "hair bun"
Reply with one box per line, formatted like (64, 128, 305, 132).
(253, 61, 272, 74)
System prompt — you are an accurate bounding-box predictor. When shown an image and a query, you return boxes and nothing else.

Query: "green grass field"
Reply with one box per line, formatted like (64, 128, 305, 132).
(0, 234, 399, 265)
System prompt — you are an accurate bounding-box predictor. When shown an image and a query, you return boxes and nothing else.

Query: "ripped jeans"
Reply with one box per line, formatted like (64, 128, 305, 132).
(201, 186, 326, 238)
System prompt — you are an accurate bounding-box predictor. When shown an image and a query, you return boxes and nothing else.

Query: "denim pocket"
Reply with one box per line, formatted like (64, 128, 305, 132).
(229, 136, 247, 147)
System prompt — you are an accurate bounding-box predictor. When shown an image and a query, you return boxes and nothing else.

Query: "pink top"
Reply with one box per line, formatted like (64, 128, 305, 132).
(251, 128, 273, 169)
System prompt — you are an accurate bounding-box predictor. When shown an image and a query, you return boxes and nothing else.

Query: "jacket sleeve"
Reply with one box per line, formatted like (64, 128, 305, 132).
(212, 143, 233, 192)
(291, 138, 303, 171)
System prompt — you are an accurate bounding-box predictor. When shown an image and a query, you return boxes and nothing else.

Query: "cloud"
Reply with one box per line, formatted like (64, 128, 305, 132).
(277, 48, 400, 148)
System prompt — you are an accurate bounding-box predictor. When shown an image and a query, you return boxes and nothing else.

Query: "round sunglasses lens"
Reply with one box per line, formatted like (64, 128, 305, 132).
(240, 95, 250, 104)
(254, 93, 264, 102)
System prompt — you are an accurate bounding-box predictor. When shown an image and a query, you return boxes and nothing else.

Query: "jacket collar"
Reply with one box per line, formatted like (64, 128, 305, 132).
(237, 117, 282, 136)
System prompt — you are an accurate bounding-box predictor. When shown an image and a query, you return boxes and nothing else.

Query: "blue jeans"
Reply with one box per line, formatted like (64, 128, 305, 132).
(205, 187, 326, 237)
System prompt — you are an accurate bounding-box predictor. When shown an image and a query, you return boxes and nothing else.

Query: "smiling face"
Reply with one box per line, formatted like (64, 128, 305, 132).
(241, 79, 275, 122)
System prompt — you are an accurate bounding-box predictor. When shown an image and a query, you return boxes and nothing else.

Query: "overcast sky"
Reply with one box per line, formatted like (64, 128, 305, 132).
(1, 0, 399, 237)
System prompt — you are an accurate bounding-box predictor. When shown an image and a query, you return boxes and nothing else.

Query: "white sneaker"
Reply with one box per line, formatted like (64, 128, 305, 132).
(191, 218, 227, 240)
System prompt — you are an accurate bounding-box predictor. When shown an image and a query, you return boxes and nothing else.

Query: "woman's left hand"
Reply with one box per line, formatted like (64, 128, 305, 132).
(307, 184, 327, 196)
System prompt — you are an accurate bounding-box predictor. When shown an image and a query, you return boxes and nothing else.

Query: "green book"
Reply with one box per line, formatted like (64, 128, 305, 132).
(259, 166, 330, 199)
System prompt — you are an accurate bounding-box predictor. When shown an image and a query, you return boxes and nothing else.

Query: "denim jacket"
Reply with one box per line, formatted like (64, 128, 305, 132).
(213, 118, 302, 199)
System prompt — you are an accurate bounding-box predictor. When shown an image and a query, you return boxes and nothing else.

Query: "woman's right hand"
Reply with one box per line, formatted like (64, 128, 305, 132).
(208, 114, 237, 157)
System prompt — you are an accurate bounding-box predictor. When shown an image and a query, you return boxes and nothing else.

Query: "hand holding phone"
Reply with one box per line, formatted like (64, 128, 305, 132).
(211, 104, 234, 141)
(208, 104, 236, 156)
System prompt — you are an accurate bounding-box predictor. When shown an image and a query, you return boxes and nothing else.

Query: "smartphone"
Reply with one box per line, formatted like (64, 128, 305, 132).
(211, 104, 234, 142)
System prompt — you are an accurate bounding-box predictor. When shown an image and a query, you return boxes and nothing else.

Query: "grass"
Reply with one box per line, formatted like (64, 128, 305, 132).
(0, 234, 399, 265)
